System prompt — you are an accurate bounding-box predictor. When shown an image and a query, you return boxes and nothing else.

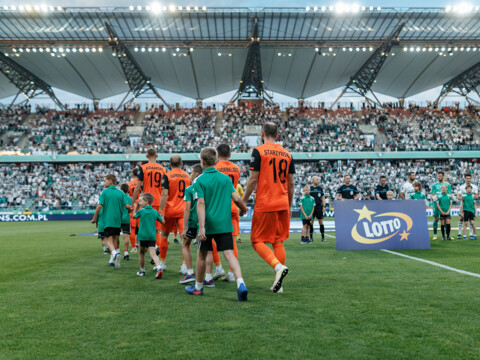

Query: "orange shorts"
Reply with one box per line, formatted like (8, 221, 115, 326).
(162, 216, 184, 234)
(251, 210, 290, 244)
(232, 211, 240, 236)
(152, 205, 162, 230)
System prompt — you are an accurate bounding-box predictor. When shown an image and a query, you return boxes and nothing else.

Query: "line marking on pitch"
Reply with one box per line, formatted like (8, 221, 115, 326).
(381, 249, 480, 279)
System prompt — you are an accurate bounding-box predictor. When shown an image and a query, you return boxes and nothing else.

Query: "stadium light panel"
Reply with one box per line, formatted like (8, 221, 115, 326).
(26, 48, 30, 52)
(169, 5, 175, 12)
(19, 5, 24, 11)
(369, 47, 373, 51)
(92, 48, 97, 53)
(49, 6, 54, 11)
(129, 6, 134, 10)
(59, 47, 64, 53)
(186, 6, 190, 11)
(151, 2, 162, 14)
(72, 48, 77, 53)
(134, 47, 138, 52)
(155, 47, 159, 52)
(25, 5, 32, 11)
(454, 47, 458, 51)
(194, 6, 198, 11)
(362, 47, 366, 51)
(40, 4, 48, 12)
(137, 6, 142, 10)
(146, 6, 151, 10)
(369, 6, 373, 10)
(377, 6, 381, 10)
(189, 47, 193, 52)
(349, 47, 353, 51)
(3, 5, 8, 10)
(321, 6, 326, 11)
(141, 47, 145, 52)
(148, 47, 152, 52)
(176, 47, 180, 52)
(57, 6, 61, 11)
(202, 6, 206, 10)
(305, 6, 310, 11)
(178, 6, 182, 10)
(34, 5, 40, 11)
(315, 47, 318, 52)
(85, 48, 90, 53)
(466, 47, 471, 51)
(98, 47, 103, 52)
(11, 5, 16, 10)
(460, 47, 464, 51)
(12, 48, 16, 52)
(313, 6, 318, 11)
(361, 6, 366, 10)
(39, 48, 43, 52)
(329, 47, 333, 51)
(79, 48, 83, 53)
(445, 5, 452, 12)
(65, 48, 70, 53)
(162, 47, 166, 52)
(45, 48, 50, 52)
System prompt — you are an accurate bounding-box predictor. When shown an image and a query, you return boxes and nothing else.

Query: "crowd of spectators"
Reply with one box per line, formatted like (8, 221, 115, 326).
(1, 159, 479, 212)
(367, 108, 480, 151)
(0, 105, 31, 151)
(134, 108, 217, 153)
(24, 109, 136, 154)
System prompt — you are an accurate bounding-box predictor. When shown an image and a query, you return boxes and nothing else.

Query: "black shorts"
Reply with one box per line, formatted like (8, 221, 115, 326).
(98, 232, 105, 239)
(135, 227, 138, 235)
(139, 240, 156, 248)
(121, 223, 131, 235)
(302, 219, 312, 226)
(186, 227, 198, 239)
(312, 208, 324, 220)
(440, 214, 451, 220)
(104, 227, 121, 237)
(199, 233, 234, 252)
(464, 210, 475, 221)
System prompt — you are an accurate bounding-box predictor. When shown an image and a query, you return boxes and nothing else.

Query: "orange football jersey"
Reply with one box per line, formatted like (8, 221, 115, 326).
(215, 160, 241, 214)
(139, 162, 167, 207)
(128, 179, 138, 198)
(162, 168, 191, 218)
(249, 142, 295, 212)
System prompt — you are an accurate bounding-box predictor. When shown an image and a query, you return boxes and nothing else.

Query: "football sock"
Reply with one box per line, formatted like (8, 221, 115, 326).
(458, 221, 463, 233)
(252, 242, 280, 269)
(160, 237, 169, 262)
(441, 225, 445, 238)
(233, 238, 238, 258)
(182, 255, 185, 264)
(156, 232, 161, 248)
(211, 240, 221, 266)
(140, 267, 145, 272)
(187, 269, 194, 275)
(236, 278, 245, 289)
(446, 224, 451, 237)
(272, 241, 286, 265)
(216, 265, 224, 272)
(274, 263, 282, 272)
(205, 273, 213, 281)
(320, 225, 325, 237)
(124, 251, 128, 256)
(433, 221, 438, 235)
(195, 281, 203, 290)
(310, 225, 314, 236)
(103, 246, 107, 252)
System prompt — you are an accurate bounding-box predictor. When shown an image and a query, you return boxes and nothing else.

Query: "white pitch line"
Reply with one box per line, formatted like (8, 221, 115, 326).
(325, 233, 336, 238)
(381, 249, 480, 279)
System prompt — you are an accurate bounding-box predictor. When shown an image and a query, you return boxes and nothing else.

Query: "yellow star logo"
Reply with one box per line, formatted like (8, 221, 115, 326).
(353, 205, 376, 222)
(399, 230, 409, 241)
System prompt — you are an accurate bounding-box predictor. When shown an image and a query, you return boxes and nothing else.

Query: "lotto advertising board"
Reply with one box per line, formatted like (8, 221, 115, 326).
(334, 200, 430, 251)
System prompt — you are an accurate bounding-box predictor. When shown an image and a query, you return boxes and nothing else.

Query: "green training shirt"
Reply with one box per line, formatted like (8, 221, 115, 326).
(121, 193, 132, 224)
(410, 191, 426, 200)
(437, 194, 452, 213)
(462, 193, 475, 213)
(184, 185, 199, 229)
(300, 195, 316, 219)
(99, 185, 127, 228)
(193, 167, 235, 235)
(133, 205, 163, 241)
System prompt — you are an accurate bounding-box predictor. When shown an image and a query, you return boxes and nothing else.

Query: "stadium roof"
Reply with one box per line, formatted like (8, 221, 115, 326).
(1, 6, 480, 101)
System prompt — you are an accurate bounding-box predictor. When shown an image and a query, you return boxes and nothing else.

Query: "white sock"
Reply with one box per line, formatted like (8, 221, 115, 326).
(195, 281, 203, 290)
(236, 278, 245, 288)
(187, 269, 194, 275)
(228, 271, 234, 276)
(103, 246, 107, 251)
(124, 251, 128, 256)
(160, 261, 166, 267)
(274, 263, 282, 272)
(458, 221, 463, 232)
(109, 254, 115, 262)
(205, 273, 213, 281)
(216, 265, 224, 272)
(140, 267, 145, 272)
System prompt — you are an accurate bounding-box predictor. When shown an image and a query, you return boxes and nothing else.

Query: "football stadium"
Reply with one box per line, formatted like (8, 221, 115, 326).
(2, 1, 480, 358)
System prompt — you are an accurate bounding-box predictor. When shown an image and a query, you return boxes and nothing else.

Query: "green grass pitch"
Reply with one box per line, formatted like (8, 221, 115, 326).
(1, 219, 480, 359)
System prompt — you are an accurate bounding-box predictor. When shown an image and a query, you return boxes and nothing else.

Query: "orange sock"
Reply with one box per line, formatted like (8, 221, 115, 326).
(156, 232, 161, 248)
(129, 230, 136, 248)
(272, 242, 286, 265)
(160, 237, 169, 262)
(182, 254, 185, 264)
(252, 242, 280, 269)
(211, 240, 221, 266)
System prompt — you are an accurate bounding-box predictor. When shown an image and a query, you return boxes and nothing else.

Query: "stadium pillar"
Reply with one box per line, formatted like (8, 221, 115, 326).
(329, 21, 404, 110)
(434, 61, 480, 107)
(0, 51, 64, 110)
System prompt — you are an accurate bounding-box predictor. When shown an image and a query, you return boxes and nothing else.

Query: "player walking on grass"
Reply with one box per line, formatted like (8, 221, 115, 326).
(133, 193, 165, 278)
(460, 185, 477, 240)
(185, 148, 248, 300)
(437, 185, 453, 241)
(131, 149, 167, 250)
(210, 144, 241, 283)
(456, 173, 479, 238)
(128, 168, 139, 251)
(300, 186, 315, 245)
(430, 171, 452, 240)
(179, 164, 203, 284)
(243, 122, 294, 293)
(119, 183, 133, 260)
(92, 174, 131, 269)
(159, 156, 191, 272)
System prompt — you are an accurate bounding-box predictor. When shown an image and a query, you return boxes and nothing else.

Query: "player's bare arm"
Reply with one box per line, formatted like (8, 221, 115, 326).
(243, 170, 259, 204)
(131, 180, 143, 204)
(91, 204, 102, 223)
(196, 198, 206, 241)
(181, 201, 191, 242)
(376, 193, 382, 200)
(399, 192, 405, 200)
(354, 193, 359, 200)
(232, 192, 247, 216)
(159, 188, 169, 211)
(288, 173, 294, 208)
(336, 193, 342, 200)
